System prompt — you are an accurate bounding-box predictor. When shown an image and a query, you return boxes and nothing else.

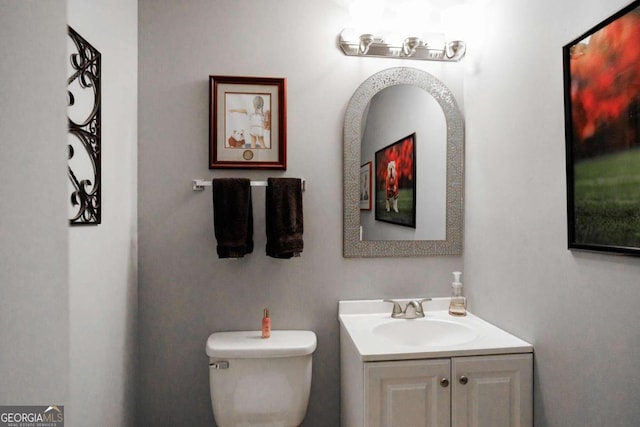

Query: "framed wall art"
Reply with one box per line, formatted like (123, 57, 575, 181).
(209, 75, 286, 169)
(563, 0, 640, 256)
(374, 133, 416, 228)
(360, 162, 372, 210)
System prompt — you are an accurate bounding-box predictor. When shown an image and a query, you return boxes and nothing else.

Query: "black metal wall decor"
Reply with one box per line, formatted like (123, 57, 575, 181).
(67, 26, 101, 225)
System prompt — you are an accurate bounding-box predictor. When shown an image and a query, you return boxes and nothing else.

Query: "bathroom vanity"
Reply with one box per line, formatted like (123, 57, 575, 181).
(339, 299, 533, 427)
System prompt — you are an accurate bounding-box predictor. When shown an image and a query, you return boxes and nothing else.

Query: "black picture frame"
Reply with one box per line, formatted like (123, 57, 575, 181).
(374, 133, 416, 228)
(563, 0, 640, 256)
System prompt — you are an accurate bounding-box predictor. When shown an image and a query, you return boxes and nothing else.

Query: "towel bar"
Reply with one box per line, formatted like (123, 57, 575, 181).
(192, 179, 305, 192)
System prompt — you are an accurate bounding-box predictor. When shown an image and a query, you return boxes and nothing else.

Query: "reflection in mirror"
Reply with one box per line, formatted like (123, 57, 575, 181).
(343, 67, 464, 257)
(361, 84, 446, 241)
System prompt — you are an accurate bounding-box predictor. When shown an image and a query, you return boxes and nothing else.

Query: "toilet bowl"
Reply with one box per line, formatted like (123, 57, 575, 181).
(206, 330, 317, 427)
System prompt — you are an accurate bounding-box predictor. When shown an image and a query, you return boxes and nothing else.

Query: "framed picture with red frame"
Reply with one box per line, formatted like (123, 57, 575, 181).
(209, 75, 286, 169)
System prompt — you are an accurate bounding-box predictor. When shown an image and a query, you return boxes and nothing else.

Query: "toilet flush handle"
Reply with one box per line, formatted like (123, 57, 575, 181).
(210, 361, 229, 370)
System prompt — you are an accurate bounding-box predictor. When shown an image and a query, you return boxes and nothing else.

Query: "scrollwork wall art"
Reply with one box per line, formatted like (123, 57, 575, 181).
(67, 26, 101, 225)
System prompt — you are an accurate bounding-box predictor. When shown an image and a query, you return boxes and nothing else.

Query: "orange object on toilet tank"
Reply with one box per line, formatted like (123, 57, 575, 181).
(262, 308, 271, 339)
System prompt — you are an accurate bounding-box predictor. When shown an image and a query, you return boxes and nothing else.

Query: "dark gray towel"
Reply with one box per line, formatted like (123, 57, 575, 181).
(265, 178, 303, 259)
(212, 178, 253, 258)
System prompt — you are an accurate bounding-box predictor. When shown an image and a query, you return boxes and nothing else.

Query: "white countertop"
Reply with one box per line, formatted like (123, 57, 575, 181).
(339, 298, 533, 362)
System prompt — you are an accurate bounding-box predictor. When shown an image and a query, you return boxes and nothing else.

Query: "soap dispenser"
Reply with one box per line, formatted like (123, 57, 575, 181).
(448, 272, 467, 316)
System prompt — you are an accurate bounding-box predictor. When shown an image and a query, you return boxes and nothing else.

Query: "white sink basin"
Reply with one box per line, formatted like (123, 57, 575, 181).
(372, 318, 479, 347)
(339, 298, 533, 361)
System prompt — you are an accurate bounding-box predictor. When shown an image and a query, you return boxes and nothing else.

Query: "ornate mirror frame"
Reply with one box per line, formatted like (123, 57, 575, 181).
(343, 67, 464, 257)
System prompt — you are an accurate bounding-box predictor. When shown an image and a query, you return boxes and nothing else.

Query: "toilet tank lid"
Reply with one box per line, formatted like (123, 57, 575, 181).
(206, 330, 317, 358)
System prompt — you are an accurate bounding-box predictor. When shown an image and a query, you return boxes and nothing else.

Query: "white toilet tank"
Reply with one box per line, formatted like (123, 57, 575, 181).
(206, 330, 317, 427)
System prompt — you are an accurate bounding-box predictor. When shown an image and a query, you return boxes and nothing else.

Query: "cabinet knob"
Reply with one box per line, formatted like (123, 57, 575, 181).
(459, 375, 468, 385)
(440, 378, 450, 387)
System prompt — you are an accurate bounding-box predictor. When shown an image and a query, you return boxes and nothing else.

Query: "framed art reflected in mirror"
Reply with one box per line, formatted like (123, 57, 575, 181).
(374, 133, 416, 228)
(360, 162, 372, 211)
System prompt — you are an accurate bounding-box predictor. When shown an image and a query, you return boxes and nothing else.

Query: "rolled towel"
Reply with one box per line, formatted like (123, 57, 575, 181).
(212, 178, 253, 258)
(265, 178, 304, 259)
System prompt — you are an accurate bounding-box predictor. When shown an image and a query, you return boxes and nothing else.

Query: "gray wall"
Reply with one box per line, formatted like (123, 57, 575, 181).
(464, 0, 640, 426)
(139, 1, 640, 427)
(0, 1, 138, 424)
(67, 1, 138, 426)
(0, 0, 69, 404)
(137, 1, 462, 425)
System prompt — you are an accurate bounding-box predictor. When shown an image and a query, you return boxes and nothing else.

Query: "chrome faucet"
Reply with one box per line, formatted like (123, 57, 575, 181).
(404, 300, 426, 318)
(384, 298, 432, 319)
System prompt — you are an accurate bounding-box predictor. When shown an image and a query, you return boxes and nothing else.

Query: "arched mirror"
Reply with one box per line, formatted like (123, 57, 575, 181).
(343, 67, 464, 257)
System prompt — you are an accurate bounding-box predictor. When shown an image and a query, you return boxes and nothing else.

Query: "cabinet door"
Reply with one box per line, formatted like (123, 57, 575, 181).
(452, 354, 532, 427)
(365, 359, 451, 427)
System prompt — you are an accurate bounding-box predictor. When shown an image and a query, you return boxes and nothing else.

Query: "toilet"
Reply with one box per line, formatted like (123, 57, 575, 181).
(206, 330, 317, 427)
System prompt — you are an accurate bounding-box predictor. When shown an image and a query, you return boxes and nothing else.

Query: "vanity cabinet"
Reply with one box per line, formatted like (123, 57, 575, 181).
(343, 348, 533, 427)
(451, 354, 532, 427)
(365, 358, 451, 426)
(338, 299, 534, 427)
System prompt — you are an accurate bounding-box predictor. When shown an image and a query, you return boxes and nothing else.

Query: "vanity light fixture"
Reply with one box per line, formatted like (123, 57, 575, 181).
(359, 33, 375, 54)
(445, 40, 465, 59)
(339, 29, 466, 62)
(402, 37, 422, 56)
